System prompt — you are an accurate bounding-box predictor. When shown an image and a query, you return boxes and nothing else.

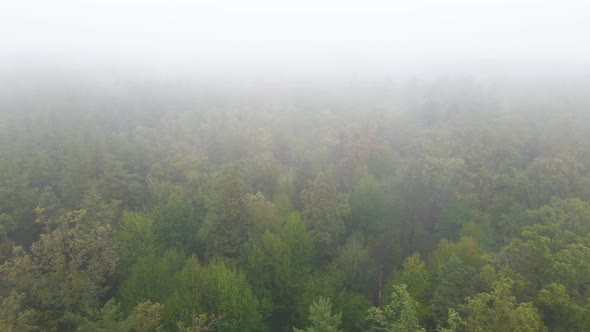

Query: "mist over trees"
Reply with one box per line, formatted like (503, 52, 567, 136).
(1, 72, 590, 331)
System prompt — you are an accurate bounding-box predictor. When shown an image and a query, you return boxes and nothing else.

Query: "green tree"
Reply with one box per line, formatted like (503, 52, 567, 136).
(244, 191, 282, 235)
(123, 300, 164, 332)
(0, 173, 40, 247)
(460, 276, 543, 332)
(526, 156, 573, 208)
(199, 260, 262, 332)
(501, 199, 590, 307)
(77, 299, 165, 332)
(33, 186, 64, 226)
(301, 172, 349, 261)
(294, 297, 342, 332)
(177, 313, 222, 332)
(153, 194, 197, 253)
(163, 257, 262, 332)
(245, 230, 294, 322)
(367, 284, 426, 332)
(428, 237, 482, 325)
(281, 212, 315, 278)
(537, 283, 590, 331)
(435, 308, 462, 332)
(115, 211, 157, 275)
(199, 164, 250, 258)
(0, 213, 17, 262)
(161, 256, 204, 331)
(118, 250, 185, 312)
(0, 291, 39, 332)
(332, 237, 373, 294)
(94, 156, 145, 209)
(80, 185, 121, 227)
(391, 253, 431, 303)
(348, 176, 388, 235)
(389, 253, 431, 322)
(243, 214, 313, 328)
(438, 193, 476, 241)
(334, 290, 372, 332)
(1, 210, 117, 330)
(430, 255, 479, 327)
(58, 143, 98, 209)
(295, 268, 345, 327)
(428, 237, 482, 274)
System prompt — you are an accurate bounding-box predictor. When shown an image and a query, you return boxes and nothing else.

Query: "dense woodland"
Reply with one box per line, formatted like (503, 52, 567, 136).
(1, 75, 590, 331)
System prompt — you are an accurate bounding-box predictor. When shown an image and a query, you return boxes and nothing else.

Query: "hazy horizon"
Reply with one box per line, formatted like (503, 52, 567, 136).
(2, 0, 589, 81)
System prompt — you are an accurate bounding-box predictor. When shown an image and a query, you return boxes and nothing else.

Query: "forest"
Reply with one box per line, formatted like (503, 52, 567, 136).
(1, 74, 590, 331)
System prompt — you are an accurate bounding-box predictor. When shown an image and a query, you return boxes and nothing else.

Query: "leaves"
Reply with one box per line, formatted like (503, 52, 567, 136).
(1, 210, 117, 329)
(367, 284, 425, 332)
(301, 172, 350, 261)
(459, 275, 543, 332)
(294, 297, 342, 332)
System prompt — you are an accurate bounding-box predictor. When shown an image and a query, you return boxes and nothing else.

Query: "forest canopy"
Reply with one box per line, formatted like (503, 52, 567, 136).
(1, 74, 590, 331)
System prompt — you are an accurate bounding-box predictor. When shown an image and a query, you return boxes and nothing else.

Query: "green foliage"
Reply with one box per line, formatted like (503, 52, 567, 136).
(391, 252, 431, 302)
(76, 298, 122, 332)
(459, 276, 543, 332)
(245, 225, 313, 321)
(243, 158, 281, 199)
(244, 215, 314, 328)
(177, 313, 222, 332)
(367, 284, 426, 332)
(301, 172, 350, 261)
(4, 80, 590, 331)
(80, 185, 121, 227)
(526, 157, 574, 208)
(438, 193, 475, 241)
(435, 308, 462, 332)
(246, 230, 294, 318)
(198, 261, 262, 332)
(333, 291, 372, 332)
(33, 186, 64, 226)
(281, 212, 315, 274)
(0, 176, 40, 246)
(430, 254, 479, 327)
(58, 147, 97, 209)
(115, 211, 157, 274)
(538, 283, 590, 331)
(348, 176, 388, 235)
(332, 237, 373, 294)
(163, 258, 262, 332)
(388, 252, 431, 322)
(294, 297, 342, 332)
(1, 210, 117, 329)
(0, 291, 39, 332)
(161, 256, 204, 330)
(77, 299, 164, 332)
(427, 238, 484, 326)
(119, 250, 185, 312)
(0, 213, 16, 235)
(366, 147, 399, 181)
(94, 157, 145, 209)
(123, 300, 164, 332)
(200, 164, 250, 258)
(244, 191, 282, 234)
(0, 214, 16, 261)
(500, 199, 590, 313)
(458, 220, 494, 249)
(153, 194, 197, 253)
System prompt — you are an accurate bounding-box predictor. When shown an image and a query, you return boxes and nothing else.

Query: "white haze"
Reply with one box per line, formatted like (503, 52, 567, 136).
(1, 0, 589, 79)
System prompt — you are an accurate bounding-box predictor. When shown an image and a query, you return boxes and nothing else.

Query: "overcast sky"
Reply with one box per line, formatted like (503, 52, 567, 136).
(1, 0, 589, 77)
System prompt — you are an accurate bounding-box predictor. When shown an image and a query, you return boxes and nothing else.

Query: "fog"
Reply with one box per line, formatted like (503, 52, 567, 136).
(2, 0, 589, 80)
